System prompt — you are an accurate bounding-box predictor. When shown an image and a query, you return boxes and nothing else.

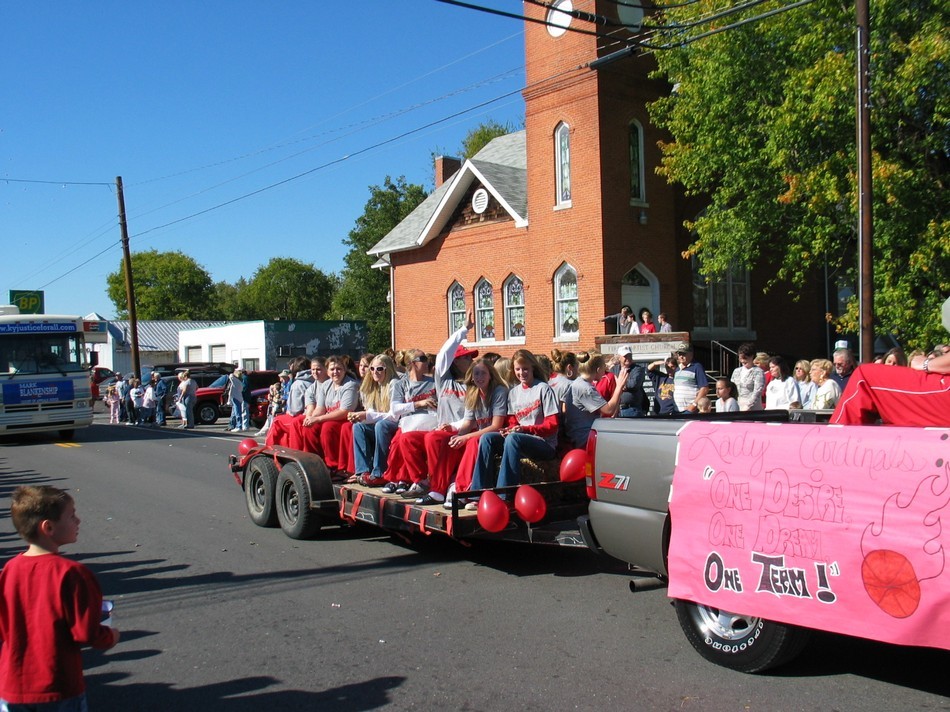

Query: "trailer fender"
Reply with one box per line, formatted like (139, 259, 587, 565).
(271, 448, 335, 503)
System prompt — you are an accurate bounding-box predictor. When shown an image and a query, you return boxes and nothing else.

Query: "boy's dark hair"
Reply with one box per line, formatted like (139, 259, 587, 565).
(11, 485, 72, 543)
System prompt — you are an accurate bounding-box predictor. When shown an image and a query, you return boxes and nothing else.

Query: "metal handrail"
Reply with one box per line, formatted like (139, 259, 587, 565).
(710, 340, 738, 379)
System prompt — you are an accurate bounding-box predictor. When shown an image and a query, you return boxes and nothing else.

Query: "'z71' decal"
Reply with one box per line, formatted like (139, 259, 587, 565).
(598, 472, 630, 491)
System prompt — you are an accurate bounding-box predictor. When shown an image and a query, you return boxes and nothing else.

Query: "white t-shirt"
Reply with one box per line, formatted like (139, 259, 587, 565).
(716, 397, 739, 413)
(811, 380, 841, 410)
(765, 377, 801, 410)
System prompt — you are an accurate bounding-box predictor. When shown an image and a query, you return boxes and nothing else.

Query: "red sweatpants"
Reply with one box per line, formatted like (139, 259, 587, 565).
(831, 363, 950, 427)
(289, 418, 347, 468)
(453, 436, 484, 493)
(337, 421, 356, 475)
(424, 430, 465, 497)
(385, 430, 429, 483)
(266, 413, 304, 450)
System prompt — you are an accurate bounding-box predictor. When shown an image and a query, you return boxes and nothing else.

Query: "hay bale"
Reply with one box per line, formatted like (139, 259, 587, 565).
(519, 457, 561, 484)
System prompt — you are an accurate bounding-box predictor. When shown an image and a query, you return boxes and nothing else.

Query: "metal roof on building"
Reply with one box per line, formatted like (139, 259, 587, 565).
(108, 320, 229, 352)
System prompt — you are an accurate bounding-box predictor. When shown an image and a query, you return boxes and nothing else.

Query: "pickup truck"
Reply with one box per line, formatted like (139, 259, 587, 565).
(578, 413, 950, 672)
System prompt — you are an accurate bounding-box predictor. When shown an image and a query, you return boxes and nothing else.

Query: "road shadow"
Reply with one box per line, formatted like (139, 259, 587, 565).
(775, 630, 950, 696)
(85, 672, 406, 712)
(369, 527, 632, 578)
(73, 545, 477, 602)
(0, 456, 65, 558)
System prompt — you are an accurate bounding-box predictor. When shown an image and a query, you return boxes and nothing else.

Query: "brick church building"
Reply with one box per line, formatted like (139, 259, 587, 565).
(368, 0, 830, 364)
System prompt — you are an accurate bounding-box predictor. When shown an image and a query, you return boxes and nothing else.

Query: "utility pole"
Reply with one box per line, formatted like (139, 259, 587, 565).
(116, 176, 141, 379)
(856, 0, 873, 363)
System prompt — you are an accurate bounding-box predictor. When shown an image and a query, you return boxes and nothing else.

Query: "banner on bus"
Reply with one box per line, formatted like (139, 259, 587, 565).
(2, 380, 74, 405)
(0, 322, 78, 335)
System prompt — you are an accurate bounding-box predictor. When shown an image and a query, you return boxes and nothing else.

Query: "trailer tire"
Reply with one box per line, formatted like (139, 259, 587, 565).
(674, 599, 809, 673)
(244, 456, 279, 527)
(275, 462, 322, 539)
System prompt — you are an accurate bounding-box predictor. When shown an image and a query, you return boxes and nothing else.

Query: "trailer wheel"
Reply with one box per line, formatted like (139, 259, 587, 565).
(275, 462, 322, 539)
(674, 599, 809, 673)
(244, 456, 279, 527)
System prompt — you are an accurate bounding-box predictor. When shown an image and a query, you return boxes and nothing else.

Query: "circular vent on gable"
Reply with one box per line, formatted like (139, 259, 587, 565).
(471, 188, 489, 215)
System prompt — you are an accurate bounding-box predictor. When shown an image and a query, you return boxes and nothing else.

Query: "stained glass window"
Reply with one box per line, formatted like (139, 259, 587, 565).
(555, 122, 571, 206)
(554, 264, 579, 337)
(475, 279, 495, 341)
(504, 275, 526, 339)
(448, 282, 467, 333)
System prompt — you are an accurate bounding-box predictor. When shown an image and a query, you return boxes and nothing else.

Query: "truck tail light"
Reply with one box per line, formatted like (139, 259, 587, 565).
(585, 430, 597, 500)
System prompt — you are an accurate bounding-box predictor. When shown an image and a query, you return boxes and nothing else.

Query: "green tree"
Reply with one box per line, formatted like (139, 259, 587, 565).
(106, 250, 215, 319)
(209, 278, 249, 320)
(650, 0, 949, 349)
(331, 176, 428, 352)
(459, 119, 517, 160)
(242, 258, 337, 320)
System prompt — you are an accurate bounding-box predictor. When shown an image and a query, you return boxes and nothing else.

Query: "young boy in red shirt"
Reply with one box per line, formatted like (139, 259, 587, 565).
(0, 486, 119, 710)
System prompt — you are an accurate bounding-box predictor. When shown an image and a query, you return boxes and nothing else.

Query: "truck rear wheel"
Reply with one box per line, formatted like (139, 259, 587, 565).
(275, 462, 322, 539)
(674, 599, 809, 673)
(244, 456, 279, 527)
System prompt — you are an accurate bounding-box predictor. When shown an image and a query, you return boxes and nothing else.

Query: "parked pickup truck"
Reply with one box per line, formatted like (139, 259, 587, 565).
(578, 413, 950, 672)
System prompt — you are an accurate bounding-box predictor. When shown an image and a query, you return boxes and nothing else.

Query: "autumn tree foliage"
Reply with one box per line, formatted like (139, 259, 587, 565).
(650, 0, 948, 348)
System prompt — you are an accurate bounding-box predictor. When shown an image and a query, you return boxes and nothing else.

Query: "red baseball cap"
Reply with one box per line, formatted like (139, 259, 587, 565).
(454, 345, 479, 360)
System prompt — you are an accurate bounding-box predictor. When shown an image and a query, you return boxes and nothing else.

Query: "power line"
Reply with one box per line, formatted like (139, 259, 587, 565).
(129, 32, 525, 190)
(2, 178, 112, 187)
(640, 0, 816, 50)
(432, 0, 629, 40)
(127, 87, 528, 241)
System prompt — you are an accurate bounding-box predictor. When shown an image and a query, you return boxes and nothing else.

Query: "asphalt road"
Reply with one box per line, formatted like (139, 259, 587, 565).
(1, 417, 948, 711)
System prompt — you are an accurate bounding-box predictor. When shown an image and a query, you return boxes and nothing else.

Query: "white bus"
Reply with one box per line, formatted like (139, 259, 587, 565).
(0, 307, 96, 439)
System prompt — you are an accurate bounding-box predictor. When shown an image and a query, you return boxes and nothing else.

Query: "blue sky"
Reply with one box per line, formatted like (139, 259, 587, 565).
(1, 1, 526, 318)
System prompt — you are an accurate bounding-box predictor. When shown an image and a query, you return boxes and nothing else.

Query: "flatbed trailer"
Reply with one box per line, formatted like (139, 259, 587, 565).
(229, 442, 590, 546)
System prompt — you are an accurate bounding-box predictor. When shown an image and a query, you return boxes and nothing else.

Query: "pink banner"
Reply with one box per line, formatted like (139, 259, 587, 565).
(667, 421, 950, 650)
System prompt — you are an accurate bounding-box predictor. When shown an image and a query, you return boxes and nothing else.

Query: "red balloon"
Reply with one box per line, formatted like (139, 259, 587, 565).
(514, 485, 547, 523)
(560, 449, 588, 483)
(477, 491, 510, 533)
(238, 438, 259, 456)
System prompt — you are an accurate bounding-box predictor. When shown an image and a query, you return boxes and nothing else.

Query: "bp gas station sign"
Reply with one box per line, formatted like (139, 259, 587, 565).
(9, 290, 44, 314)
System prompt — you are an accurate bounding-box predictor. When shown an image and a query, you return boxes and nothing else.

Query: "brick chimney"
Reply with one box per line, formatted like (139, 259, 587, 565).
(434, 155, 461, 188)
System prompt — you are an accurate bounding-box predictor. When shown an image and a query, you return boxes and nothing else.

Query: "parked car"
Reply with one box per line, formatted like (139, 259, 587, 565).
(192, 371, 279, 426)
(247, 387, 272, 428)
